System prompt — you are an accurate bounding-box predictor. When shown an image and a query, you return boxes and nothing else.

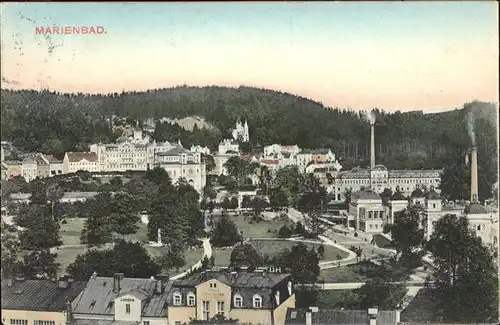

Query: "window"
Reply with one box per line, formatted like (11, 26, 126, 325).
(187, 292, 196, 306)
(287, 281, 293, 295)
(202, 301, 210, 320)
(433, 203, 436, 209)
(253, 294, 262, 308)
(126, 304, 131, 314)
(143, 322, 150, 325)
(11, 321, 27, 325)
(217, 301, 225, 317)
(477, 225, 481, 231)
(173, 292, 182, 305)
(33, 322, 55, 325)
(234, 294, 243, 308)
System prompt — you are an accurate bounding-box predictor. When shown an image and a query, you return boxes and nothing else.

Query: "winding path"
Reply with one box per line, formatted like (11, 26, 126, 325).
(170, 238, 212, 280)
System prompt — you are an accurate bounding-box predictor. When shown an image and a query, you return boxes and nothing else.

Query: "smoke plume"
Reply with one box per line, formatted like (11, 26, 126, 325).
(467, 110, 476, 146)
(362, 110, 377, 125)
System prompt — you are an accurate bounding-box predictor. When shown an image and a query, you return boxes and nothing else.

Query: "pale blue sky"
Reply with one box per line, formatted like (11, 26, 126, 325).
(1, 1, 498, 111)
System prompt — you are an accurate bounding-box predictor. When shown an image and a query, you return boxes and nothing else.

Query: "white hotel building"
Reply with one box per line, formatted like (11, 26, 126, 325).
(87, 123, 206, 192)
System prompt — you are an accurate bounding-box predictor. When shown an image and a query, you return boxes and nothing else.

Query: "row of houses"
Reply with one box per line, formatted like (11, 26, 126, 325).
(1, 125, 207, 192)
(1, 268, 400, 325)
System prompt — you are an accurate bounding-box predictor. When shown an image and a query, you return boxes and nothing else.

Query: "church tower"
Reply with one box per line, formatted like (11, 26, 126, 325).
(133, 120, 143, 141)
(243, 120, 249, 142)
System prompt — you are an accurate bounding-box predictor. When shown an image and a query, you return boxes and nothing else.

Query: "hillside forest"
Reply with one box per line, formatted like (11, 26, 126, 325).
(0, 86, 497, 201)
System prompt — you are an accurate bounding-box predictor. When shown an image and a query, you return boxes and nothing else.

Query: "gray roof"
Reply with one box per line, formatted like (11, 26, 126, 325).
(388, 170, 442, 178)
(411, 188, 425, 198)
(156, 146, 190, 156)
(372, 165, 388, 171)
(426, 189, 440, 200)
(1, 279, 86, 311)
(72, 320, 139, 325)
(391, 191, 407, 201)
(285, 308, 398, 325)
(63, 192, 100, 199)
(10, 191, 100, 201)
(465, 203, 488, 215)
(174, 270, 289, 289)
(352, 189, 381, 201)
(72, 276, 172, 317)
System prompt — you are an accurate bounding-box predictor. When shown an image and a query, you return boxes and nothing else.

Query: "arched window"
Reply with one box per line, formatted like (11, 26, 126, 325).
(233, 294, 243, 308)
(187, 292, 196, 306)
(173, 292, 182, 306)
(252, 294, 262, 308)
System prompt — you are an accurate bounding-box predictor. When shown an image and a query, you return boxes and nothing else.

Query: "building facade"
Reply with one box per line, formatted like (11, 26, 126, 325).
(349, 189, 385, 232)
(1, 277, 86, 325)
(153, 147, 207, 192)
(63, 152, 99, 174)
(218, 139, 240, 155)
(167, 269, 295, 325)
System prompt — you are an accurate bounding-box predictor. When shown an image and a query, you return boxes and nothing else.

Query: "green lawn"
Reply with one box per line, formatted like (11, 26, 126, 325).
(210, 240, 349, 268)
(373, 234, 395, 249)
(59, 218, 86, 245)
(250, 240, 349, 261)
(319, 265, 370, 283)
(317, 290, 360, 309)
(146, 246, 205, 276)
(225, 214, 294, 239)
(400, 288, 439, 323)
(119, 221, 149, 242)
(53, 246, 88, 274)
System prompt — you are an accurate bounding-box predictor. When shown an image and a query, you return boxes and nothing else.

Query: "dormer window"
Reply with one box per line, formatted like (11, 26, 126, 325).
(173, 292, 183, 306)
(252, 294, 262, 308)
(187, 292, 196, 306)
(234, 294, 243, 308)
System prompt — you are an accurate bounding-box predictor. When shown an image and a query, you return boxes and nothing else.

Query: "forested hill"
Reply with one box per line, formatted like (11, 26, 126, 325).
(0, 86, 497, 174)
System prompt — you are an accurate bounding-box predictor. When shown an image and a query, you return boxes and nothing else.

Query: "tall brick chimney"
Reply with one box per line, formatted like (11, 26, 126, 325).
(370, 123, 375, 169)
(470, 147, 478, 203)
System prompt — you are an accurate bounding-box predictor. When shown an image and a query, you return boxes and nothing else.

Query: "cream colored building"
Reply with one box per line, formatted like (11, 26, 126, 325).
(63, 152, 99, 174)
(2, 161, 22, 180)
(154, 147, 207, 193)
(168, 269, 295, 325)
(21, 159, 38, 182)
(349, 189, 385, 232)
(218, 139, 240, 155)
(1, 277, 86, 325)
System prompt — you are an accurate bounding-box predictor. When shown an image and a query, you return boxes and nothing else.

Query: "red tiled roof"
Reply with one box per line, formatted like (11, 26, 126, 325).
(66, 152, 98, 163)
(260, 159, 279, 165)
(240, 154, 252, 161)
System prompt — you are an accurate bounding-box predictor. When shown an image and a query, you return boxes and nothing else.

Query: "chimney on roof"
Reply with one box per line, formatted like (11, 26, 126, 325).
(7, 278, 14, 287)
(113, 273, 124, 293)
(230, 271, 238, 284)
(305, 309, 313, 325)
(370, 123, 375, 169)
(368, 306, 378, 325)
(470, 146, 479, 203)
(91, 271, 97, 279)
(155, 276, 163, 294)
(58, 276, 69, 289)
(65, 297, 73, 325)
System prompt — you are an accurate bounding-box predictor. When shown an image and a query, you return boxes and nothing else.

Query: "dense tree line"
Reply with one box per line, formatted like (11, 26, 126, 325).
(1, 87, 497, 198)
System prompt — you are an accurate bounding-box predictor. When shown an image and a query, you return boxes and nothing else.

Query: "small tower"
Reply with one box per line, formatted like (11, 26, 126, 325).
(243, 120, 249, 142)
(133, 120, 142, 141)
(425, 186, 441, 212)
